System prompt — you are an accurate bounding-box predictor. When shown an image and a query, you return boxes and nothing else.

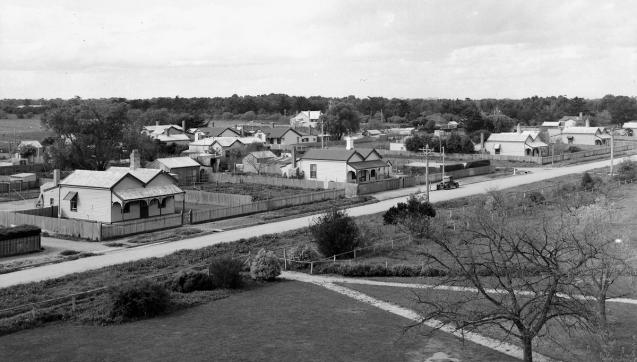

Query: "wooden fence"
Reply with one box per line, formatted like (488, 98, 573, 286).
(101, 213, 184, 240)
(202, 171, 341, 190)
(189, 189, 344, 224)
(0, 234, 41, 257)
(0, 207, 102, 241)
(379, 144, 636, 165)
(177, 190, 252, 206)
(0, 163, 47, 175)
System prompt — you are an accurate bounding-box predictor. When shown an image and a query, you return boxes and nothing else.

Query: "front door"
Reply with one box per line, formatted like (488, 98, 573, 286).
(140, 201, 149, 218)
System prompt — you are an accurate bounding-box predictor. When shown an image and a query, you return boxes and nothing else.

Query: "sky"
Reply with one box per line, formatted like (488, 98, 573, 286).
(0, 0, 636, 100)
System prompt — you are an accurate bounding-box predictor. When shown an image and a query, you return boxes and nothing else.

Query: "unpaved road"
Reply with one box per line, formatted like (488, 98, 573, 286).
(0, 156, 631, 289)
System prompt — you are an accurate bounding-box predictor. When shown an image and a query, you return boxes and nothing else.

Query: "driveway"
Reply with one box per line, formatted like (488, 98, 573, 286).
(0, 155, 631, 289)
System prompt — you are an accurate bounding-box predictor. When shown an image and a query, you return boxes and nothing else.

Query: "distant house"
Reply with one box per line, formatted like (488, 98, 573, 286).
(141, 123, 190, 146)
(146, 157, 201, 185)
(12, 140, 44, 165)
(557, 127, 610, 146)
(484, 130, 548, 157)
(264, 128, 317, 149)
(290, 111, 322, 128)
(38, 152, 184, 223)
(364, 129, 383, 138)
(194, 127, 241, 138)
(298, 141, 391, 183)
(623, 121, 637, 136)
(242, 150, 278, 174)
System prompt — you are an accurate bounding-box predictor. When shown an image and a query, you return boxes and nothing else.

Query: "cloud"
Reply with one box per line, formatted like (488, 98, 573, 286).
(0, 0, 636, 98)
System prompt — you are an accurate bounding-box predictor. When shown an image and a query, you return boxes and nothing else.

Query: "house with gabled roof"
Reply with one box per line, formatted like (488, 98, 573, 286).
(194, 126, 241, 138)
(141, 122, 190, 146)
(298, 143, 391, 183)
(12, 140, 44, 165)
(38, 151, 184, 223)
(557, 126, 610, 146)
(263, 127, 317, 149)
(290, 111, 322, 128)
(484, 128, 548, 157)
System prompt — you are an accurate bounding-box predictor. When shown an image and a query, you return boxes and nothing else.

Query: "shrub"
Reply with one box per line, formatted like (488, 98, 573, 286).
(615, 160, 637, 182)
(109, 280, 170, 320)
(250, 249, 281, 281)
(59, 249, 80, 256)
(581, 172, 595, 189)
(208, 257, 244, 289)
(172, 270, 215, 293)
(0, 225, 41, 241)
(287, 243, 321, 270)
(525, 191, 545, 205)
(310, 208, 360, 257)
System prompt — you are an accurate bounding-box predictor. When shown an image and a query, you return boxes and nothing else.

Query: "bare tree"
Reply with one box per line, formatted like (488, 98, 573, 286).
(571, 203, 636, 330)
(418, 200, 599, 362)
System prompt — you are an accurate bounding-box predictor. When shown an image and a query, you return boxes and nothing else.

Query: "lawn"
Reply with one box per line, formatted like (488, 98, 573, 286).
(0, 118, 53, 149)
(338, 283, 637, 362)
(0, 280, 517, 362)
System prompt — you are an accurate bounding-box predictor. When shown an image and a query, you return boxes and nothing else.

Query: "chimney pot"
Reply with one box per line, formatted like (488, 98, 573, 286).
(345, 136, 354, 150)
(155, 120, 159, 126)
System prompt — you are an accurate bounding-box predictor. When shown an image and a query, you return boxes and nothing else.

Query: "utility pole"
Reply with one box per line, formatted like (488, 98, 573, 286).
(610, 130, 615, 176)
(419, 145, 433, 202)
(442, 146, 445, 179)
(551, 143, 555, 168)
(321, 117, 325, 149)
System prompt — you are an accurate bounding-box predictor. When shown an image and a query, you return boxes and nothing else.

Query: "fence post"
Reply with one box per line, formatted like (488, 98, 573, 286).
(31, 304, 36, 319)
(71, 296, 76, 312)
(333, 255, 336, 264)
(283, 249, 287, 271)
(310, 261, 314, 275)
(391, 239, 394, 249)
(353, 249, 356, 259)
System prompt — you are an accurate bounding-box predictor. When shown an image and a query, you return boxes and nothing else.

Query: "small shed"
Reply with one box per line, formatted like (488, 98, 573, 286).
(9, 173, 37, 184)
(146, 157, 201, 185)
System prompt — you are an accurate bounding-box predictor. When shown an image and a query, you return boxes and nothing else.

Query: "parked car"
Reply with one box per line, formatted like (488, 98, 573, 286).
(436, 176, 459, 190)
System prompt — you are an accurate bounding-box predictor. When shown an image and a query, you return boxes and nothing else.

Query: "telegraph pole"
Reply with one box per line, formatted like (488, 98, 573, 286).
(419, 145, 433, 201)
(442, 146, 445, 179)
(610, 130, 615, 176)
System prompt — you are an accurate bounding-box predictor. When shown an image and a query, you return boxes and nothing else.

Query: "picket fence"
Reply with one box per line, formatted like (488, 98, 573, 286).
(101, 213, 184, 240)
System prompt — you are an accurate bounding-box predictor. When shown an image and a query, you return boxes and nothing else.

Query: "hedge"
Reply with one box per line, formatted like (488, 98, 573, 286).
(0, 225, 41, 242)
(464, 160, 491, 169)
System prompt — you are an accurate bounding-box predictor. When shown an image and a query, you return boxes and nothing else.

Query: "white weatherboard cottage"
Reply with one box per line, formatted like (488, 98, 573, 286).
(297, 138, 391, 183)
(484, 128, 548, 157)
(38, 152, 184, 223)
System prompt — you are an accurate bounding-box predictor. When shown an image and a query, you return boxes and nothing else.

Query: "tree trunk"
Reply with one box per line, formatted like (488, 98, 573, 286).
(522, 336, 533, 362)
(598, 298, 607, 330)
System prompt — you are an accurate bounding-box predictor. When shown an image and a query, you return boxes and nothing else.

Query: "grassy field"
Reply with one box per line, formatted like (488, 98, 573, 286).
(0, 280, 517, 362)
(0, 118, 53, 151)
(340, 283, 637, 362)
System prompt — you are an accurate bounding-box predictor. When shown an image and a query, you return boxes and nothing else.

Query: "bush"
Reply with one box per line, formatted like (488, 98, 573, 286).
(581, 172, 595, 189)
(59, 249, 80, 256)
(525, 191, 545, 205)
(208, 257, 244, 289)
(109, 280, 170, 320)
(615, 160, 637, 182)
(310, 208, 360, 257)
(287, 243, 321, 270)
(250, 249, 281, 281)
(313, 262, 445, 278)
(172, 270, 215, 293)
(0, 225, 41, 241)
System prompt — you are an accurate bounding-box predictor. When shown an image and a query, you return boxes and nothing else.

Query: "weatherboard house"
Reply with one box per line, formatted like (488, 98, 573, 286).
(298, 139, 391, 183)
(38, 152, 184, 223)
(483, 129, 548, 157)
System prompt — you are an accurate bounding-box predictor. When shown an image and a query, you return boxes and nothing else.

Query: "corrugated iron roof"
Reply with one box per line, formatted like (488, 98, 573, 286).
(61, 169, 133, 188)
(348, 160, 389, 170)
(18, 140, 42, 148)
(486, 132, 533, 143)
(108, 167, 163, 183)
(113, 184, 184, 201)
(561, 127, 602, 135)
(301, 148, 359, 161)
(153, 157, 200, 169)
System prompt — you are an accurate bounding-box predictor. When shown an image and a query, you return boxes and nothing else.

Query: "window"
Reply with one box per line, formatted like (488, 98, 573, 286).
(123, 203, 131, 213)
(49, 198, 54, 206)
(160, 198, 168, 208)
(70, 196, 77, 212)
(310, 164, 317, 179)
(567, 136, 574, 144)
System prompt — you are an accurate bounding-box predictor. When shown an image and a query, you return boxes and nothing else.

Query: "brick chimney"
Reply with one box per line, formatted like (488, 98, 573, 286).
(579, 112, 583, 121)
(182, 120, 186, 132)
(585, 117, 590, 127)
(130, 149, 141, 170)
(195, 132, 199, 142)
(155, 120, 159, 126)
(53, 169, 60, 186)
(516, 123, 521, 134)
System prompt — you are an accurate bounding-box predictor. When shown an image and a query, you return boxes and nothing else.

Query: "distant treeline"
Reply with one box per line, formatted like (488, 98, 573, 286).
(2, 94, 637, 127)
